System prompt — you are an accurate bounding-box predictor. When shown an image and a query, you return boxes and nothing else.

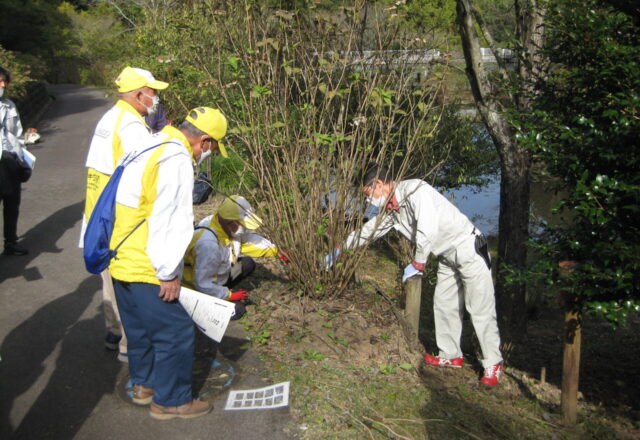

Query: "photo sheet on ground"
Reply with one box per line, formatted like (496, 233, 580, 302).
(179, 286, 235, 342)
(225, 382, 290, 411)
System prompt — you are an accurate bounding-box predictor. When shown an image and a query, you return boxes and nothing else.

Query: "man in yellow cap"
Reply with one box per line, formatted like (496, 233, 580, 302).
(109, 106, 227, 419)
(182, 195, 286, 319)
(80, 66, 169, 361)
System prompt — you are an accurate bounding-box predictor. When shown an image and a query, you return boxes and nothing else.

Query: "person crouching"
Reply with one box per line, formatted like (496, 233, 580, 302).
(182, 195, 286, 319)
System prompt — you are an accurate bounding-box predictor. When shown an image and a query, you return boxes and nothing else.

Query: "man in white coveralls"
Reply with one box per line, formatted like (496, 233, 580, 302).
(327, 163, 503, 387)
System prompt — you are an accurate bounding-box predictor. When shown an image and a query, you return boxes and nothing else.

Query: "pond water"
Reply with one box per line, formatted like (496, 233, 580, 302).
(444, 179, 501, 237)
(438, 117, 565, 238)
(443, 176, 563, 238)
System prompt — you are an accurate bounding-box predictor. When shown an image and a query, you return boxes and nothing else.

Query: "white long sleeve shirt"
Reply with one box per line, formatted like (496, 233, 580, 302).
(0, 97, 24, 155)
(344, 179, 475, 264)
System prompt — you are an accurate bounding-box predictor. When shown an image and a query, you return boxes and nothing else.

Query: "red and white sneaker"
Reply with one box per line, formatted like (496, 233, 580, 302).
(480, 363, 503, 387)
(424, 354, 464, 368)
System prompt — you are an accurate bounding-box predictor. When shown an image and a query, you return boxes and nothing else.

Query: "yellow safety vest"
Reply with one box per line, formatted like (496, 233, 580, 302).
(84, 100, 148, 223)
(182, 218, 229, 289)
(182, 216, 279, 290)
(108, 127, 193, 284)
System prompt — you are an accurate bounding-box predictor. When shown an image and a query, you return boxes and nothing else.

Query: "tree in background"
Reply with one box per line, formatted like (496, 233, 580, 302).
(57, 2, 130, 85)
(526, 0, 640, 325)
(388, 0, 515, 49)
(0, 0, 77, 82)
(0, 46, 35, 100)
(0, 0, 127, 84)
(455, 0, 546, 341)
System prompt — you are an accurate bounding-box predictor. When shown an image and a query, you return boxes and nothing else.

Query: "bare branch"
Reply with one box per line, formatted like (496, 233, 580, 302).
(100, 0, 137, 29)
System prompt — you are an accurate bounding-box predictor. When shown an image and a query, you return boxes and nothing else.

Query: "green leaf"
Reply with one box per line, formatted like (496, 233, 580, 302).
(226, 56, 239, 71)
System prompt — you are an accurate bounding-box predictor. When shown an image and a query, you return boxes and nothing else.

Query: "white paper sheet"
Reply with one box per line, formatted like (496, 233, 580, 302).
(22, 149, 36, 170)
(179, 286, 235, 342)
(225, 382, 290, 410)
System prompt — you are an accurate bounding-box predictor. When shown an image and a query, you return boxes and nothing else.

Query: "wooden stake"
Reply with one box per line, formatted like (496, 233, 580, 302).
(540, 367, 546, 385)
(404, 276, 422, 340)
(558, 260, 581, 425)
(560, 307, 581, 425)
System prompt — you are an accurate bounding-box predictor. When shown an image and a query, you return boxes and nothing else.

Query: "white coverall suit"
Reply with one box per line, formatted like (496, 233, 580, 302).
(345, 179, 502, 368)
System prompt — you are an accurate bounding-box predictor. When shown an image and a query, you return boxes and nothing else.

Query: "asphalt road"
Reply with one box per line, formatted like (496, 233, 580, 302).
(0, 85, 294, 440)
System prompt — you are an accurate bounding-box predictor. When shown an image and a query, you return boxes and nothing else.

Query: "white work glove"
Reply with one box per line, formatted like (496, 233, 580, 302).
(323, 248, 341, 269)
(402, 263, 423, 283)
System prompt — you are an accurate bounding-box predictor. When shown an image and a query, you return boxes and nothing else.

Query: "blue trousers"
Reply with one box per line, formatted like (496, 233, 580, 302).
(113, 279, 194, 406)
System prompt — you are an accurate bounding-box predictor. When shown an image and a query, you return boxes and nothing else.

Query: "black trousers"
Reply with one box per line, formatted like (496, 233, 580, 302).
(225, 257, 256, 289)
(0, 151, 22, 244)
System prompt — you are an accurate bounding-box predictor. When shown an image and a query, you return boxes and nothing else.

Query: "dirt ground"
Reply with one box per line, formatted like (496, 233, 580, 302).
(237, 253, 640, 439)
(194, 196, 640, 439)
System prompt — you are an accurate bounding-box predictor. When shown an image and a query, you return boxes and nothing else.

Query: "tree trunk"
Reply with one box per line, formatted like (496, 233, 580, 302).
(496, 151, 530, 340)
(456, 0, 543, 341)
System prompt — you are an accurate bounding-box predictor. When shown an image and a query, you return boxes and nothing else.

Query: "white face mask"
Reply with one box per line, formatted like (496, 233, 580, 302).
(197, 148, 212, 165)
(139, 93, 160, 115)
(0, 88, 4, 98)
(367, 194, 386, 208)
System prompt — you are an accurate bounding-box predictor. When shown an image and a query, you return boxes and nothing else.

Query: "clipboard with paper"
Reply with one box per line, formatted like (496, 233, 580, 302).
(179, 286, 235, 342)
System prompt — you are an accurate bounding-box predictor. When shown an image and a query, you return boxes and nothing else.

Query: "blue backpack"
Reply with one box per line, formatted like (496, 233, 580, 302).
(83, 141, 177, 274)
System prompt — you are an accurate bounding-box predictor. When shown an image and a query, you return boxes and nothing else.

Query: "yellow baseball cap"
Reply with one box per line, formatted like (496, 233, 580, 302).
(186, 107, 228, 158)
(115, 66, 169, 93)
(217, 196, 262, 230)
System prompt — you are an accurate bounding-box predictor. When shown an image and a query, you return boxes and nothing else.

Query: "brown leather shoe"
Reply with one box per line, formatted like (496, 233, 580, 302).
(149, 400, 212, 420)
(132, 385, 154, 405)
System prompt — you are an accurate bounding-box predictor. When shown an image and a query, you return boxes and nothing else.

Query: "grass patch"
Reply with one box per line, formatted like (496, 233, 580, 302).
(262, 353, 432, 439)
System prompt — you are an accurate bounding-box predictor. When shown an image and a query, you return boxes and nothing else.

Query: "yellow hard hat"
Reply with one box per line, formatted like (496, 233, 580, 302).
(186, 107, 228, 158)
(217, 196, 262, 230)
(115, 66, 169, 93)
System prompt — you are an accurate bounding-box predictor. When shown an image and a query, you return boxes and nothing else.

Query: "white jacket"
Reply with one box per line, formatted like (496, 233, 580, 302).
(0, 97, 24, 155)
(344, 179, 475, 264)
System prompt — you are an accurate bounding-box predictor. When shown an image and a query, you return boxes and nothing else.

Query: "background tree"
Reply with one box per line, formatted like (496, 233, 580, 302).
(514, 0, 640, 423)
(526, 0, 640, 326)
(455, 0, 545, 341)
(0, 46, 35, 99)
(0, 0, 77, 82)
